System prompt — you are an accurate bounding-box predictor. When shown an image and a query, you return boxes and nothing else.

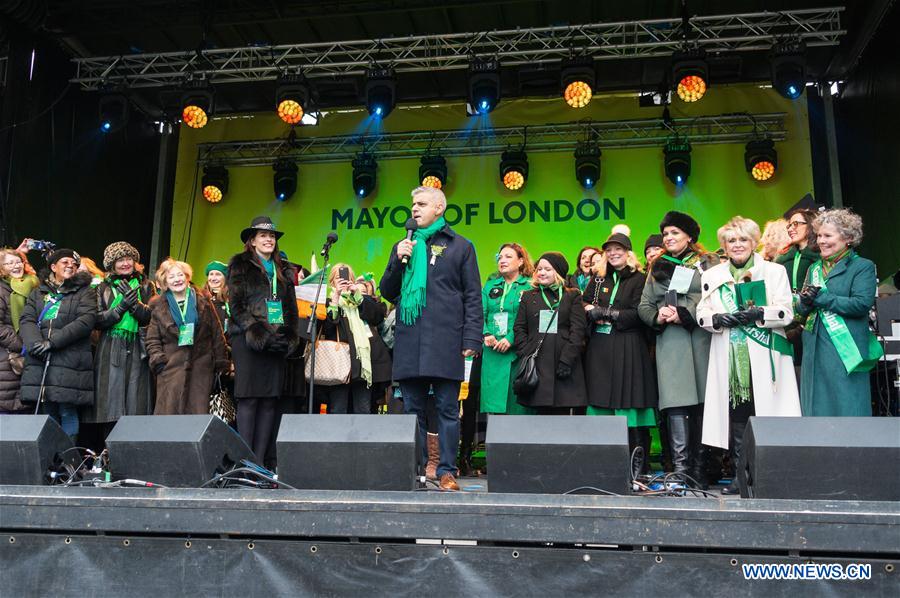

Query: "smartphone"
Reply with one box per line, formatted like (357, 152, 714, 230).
(665, 289, 678, 307)
(339, 266, 351, 282)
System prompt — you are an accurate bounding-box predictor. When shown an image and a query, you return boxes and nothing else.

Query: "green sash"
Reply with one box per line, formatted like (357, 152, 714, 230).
(719, 283, 793, 384)
(805, 260, 883, 373)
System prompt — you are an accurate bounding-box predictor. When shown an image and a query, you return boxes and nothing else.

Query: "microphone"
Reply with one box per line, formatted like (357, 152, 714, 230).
(401, 218, 418, 265)
(320, 232, 338, 257)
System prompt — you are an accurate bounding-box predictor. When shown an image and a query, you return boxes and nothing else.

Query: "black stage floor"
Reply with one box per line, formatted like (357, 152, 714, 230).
(2, 482, 898, 596)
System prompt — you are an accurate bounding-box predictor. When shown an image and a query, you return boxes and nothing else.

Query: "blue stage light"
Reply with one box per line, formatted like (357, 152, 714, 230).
(676, 175, 683, 184)
(374, 106, 383, 116)
(101, 121, 112, 132)
(585, 178, 592, 187)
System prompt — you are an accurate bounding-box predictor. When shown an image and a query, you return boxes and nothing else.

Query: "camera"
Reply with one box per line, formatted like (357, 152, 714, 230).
(26, 239, 57, 253)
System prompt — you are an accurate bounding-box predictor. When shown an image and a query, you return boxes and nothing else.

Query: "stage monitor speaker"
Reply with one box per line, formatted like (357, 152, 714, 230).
(739, 416, 900, 501)
(486, 415, 629, 494)
(0, 415, 77, 485)
(106, 415, 255, 488)
(276, 414, 418, 490)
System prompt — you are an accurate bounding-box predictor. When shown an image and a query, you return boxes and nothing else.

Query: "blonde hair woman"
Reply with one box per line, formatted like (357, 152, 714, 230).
(0, 249, 40, 413)
(758, 219, 791, 261)
(145, 258, 228, 415)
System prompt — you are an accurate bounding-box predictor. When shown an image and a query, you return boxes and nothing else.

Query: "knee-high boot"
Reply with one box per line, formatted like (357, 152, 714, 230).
(689, 412, 709, 490)
(722, 420, 747, 495)
(667, 414, 690, 478)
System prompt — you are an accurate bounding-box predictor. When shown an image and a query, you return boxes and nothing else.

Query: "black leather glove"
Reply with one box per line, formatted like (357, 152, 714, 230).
(799, 285, 820, 306)
(122, 287, 139, 308)
(712, 313, 742, 329)
(587, 307, 606, 322)
(605, 307, 621, 321)
(556, 363, 572, 379)
(113, 302, 129, 318)
(31, 340, 52, 358)
(153, 361, 166, 375)
(734, 307, 764, 326)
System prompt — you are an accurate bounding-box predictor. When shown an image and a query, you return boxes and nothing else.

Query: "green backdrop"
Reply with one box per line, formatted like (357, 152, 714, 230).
(171, 83, 813, 283)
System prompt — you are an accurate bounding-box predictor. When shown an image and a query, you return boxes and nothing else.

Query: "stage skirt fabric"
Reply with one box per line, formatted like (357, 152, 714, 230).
(231, 334, 286, 399)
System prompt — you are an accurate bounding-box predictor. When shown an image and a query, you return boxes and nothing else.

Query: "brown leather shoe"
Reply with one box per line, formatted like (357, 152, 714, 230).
(425, 433, 439, 480)
(439, 473, 460, 491)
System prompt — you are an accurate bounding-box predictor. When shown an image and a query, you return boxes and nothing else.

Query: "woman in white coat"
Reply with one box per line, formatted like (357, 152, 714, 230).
(696, 216, 801, 494)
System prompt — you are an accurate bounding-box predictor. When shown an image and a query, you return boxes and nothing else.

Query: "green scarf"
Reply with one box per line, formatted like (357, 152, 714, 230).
(7, 275, 39, 333)
(399, 216, 446, 325)
(338, 291, 373, 388)
(108, 277, 142, 341)
(727, 256, 754, 408)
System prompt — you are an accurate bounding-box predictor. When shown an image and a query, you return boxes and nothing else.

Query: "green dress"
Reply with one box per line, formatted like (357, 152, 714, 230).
(480, 274, 534, 414)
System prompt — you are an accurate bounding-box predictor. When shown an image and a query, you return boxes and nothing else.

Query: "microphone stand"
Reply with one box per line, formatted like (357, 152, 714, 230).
(306, 246, 332, 414)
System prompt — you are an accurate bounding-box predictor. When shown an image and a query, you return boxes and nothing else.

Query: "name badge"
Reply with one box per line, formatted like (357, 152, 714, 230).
(43, 302, 61, 321)
(538, 309, 557, 334)
(595, 323, 612, 335)
(178, 323, 195, 346)
(493, 312, 509, 336)
(267, 300, 284, 325)
(668, 265, 695, 294)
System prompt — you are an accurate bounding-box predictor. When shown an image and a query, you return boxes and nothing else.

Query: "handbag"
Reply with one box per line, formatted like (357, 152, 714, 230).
(512, 308, 558, 396)
(304, 325, 352, 386)
(209, 373, 236, 424)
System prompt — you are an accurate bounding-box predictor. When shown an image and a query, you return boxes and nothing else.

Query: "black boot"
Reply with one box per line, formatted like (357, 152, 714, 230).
(627, 428, 643, 480)
(667, 414, 690, 481)
(689, 413, 709, 490)
(722, 420, 747, 495)
(635, 427, 651, 477)
(458, 441, 474, 477)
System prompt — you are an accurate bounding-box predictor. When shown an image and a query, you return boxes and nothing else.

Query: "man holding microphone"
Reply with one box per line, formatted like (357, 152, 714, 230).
(380, 186, 483, 490)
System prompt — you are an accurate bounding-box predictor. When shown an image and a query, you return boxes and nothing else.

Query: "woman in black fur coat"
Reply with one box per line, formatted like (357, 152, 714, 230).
(227, 217, 300, 464)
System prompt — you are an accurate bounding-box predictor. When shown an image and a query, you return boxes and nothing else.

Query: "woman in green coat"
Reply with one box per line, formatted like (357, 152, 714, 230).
(481, 243, 534, 414)
(797, 209, 879, 416)
(638, 211, 717, 486)
(774, 208, 819, 367)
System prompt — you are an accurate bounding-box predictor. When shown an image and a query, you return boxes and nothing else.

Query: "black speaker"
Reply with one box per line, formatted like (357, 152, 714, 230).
(106, 415, 255, 488)
(739, 416, 900, 501)
(276, 414, 418, 490)
(486, 415, 629, 494)
(0, 415, 77, 485)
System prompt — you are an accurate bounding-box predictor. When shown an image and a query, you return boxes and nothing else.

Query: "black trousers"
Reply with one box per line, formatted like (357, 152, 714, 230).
(237, 397, 277, 465)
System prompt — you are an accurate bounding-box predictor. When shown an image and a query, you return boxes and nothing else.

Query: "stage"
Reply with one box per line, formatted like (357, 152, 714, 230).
(2, 483, 898, 596)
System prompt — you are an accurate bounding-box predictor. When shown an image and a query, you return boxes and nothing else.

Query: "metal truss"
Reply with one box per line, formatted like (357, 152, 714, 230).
(196, 112, 787, 166)
(73, 7, 844, 90)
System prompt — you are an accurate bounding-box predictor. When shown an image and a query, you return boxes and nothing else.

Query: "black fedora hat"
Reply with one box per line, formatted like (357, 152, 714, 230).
(602, 232, 632, 252)
(240, 216, 284, 243)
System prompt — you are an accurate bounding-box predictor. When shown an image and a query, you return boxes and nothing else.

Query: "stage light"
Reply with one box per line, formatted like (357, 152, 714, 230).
(672, 51, 708, 103)
(366, 68, 395, 118)
(499, 150, 528, 191)
(574, 142, 601, 189)
(771, 42, 806, 100)
(352, 152, 377, 198)
(419, 155, 447, 189)
(98, 93, 129, 133)
(201, 165, 229, 203)
(745, 139, 777, 181)
(276, 73, 311, 125)
(181, 83, 214, 129)
(561, 57, 595, 109)
(664, 137, 691, 185)
(467, 58, 500, 115)
(273, 159, 298, 201)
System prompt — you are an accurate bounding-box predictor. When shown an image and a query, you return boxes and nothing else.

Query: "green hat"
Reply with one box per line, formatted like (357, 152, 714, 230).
(205, 261, 228, 276)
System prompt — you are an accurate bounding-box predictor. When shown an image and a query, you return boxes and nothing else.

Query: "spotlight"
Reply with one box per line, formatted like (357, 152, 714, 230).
(663, 137, 691, 185)
(745, 139, 777, 181)
(574, 142, 601, 189)
(672, 50, 708, 103)
(276, 73, 311, 125)
(181, 82, 214, 129)
(467, 58, 500, 115)
(98, 93, 129, 133)
(499, 149, 528, 191)
(366, 68, 396, 118)
(352, 152, 377, 198)
(419, 155, 447, 189)
(560, 57, 595, 109)
(201, 165, 229, 203)
(273, 159, 298, 201)
(771, 42, 806, 100)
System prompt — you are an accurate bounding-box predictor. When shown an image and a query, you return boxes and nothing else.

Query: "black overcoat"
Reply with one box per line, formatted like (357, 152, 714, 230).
(582, 267, 658, 410)
(19, 272, 98, 405)
(512, 287, 587, 408)
(379, 224, 483, 381)
(227, 251, 300, 398)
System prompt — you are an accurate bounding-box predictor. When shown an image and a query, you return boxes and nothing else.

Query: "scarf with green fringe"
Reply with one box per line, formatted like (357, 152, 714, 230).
(727, 256, 754, 407)
(108, 277, 142, 341)
(399, 216, 446, 325)
(338, 291, 373, 388)
(7, 275, 39, 333)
